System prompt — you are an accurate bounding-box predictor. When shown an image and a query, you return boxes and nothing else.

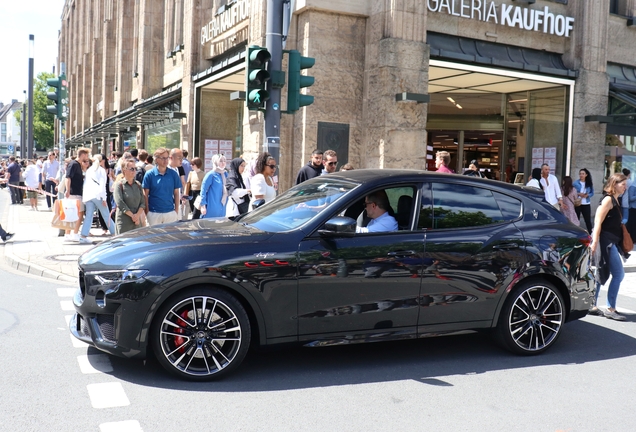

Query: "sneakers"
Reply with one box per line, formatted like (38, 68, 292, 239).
(79, 236, 92, 244)
(604, 309, 627, 321)
(1, 233, 14, 242)
(588, 307, 604, 316)
(64, 233, 80, 242)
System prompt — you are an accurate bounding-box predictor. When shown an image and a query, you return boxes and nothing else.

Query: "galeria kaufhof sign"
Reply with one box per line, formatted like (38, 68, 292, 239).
(427, 0, 575, 37)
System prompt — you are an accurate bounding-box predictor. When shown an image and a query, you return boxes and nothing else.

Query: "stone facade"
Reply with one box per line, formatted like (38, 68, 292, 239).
(56, 0, 636, 194)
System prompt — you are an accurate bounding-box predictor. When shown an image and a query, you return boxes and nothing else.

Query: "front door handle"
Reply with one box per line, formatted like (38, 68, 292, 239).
(387, 250, 416, 257)
(493, 243, 519, 250)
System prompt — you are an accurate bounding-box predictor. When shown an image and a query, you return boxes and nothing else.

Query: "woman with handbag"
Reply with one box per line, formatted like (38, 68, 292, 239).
(79, 154, 115, 243)
(590, 173, 630, 321)
(113, 159, 146, 234)
(249, 152, 277, 211)
(199, 154, 228, 218)
(185, 157, 204, 219)
(560, 176, 580, 225)
(225, 157, 251, 219)
(573, 168, 594, 232)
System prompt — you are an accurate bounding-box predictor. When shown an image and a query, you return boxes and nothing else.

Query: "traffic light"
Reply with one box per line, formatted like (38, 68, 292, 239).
(246, 46, 271, 110)
(286, 50, 315, 113)
(46, 74, 69, 120)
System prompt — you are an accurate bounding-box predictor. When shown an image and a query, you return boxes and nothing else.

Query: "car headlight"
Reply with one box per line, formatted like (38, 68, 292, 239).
(88, 269, 149, 285)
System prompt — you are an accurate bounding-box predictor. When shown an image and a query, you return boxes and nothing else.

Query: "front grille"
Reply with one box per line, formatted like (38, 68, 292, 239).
(96, 314, 116, 343)
(78, 315, 90, 338)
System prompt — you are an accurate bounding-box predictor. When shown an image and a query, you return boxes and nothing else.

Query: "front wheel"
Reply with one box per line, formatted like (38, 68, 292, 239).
(497, 281, 564, 355)
(151, 287, 251, 381)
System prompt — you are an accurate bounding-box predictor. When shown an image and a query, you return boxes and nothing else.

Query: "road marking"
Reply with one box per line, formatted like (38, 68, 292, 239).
(99, 420, 143, 432)
(70, 333, 89, 348)
(60, 300, 74, 311)
(77, 354, 113, 374)
(87, 382, 130, 409)
(57, 288, 77, 297)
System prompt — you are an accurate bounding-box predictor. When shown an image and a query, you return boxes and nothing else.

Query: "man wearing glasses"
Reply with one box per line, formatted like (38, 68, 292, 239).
(142, 147, 182, 225)
(356, 190, 398, 233)
(322, 149, 338, 174)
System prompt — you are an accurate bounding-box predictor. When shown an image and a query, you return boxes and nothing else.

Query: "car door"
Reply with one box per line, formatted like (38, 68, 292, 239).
(417, 182, 526, 329)
(297, 185, 423, 337)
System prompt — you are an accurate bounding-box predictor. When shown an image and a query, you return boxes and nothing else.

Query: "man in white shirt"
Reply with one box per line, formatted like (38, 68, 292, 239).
(356, 190, 398, 233)
(42, 151, 60, 210)
(540, 164, 563, 209)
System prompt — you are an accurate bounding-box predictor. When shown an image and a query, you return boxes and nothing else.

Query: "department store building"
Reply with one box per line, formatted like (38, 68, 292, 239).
(58, 0, 636, 191)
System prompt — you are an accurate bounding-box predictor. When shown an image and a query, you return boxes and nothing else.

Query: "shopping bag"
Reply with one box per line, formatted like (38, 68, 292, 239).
(51, 200, 77, 230)
(60, 198, 81, 222)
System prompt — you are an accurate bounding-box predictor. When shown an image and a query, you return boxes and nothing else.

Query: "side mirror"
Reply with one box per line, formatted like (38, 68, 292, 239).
(318, 216, 357, 237)
(252, 199, 266, 209)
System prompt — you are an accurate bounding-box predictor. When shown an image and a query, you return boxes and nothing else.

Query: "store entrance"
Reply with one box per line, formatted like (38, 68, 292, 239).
(427, 129, 503, 179)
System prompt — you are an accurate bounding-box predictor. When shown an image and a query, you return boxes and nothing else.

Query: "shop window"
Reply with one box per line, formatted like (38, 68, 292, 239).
(604, 134, 636, 181)
(419, 183, 505, 230)
(610, 0, 629, 16)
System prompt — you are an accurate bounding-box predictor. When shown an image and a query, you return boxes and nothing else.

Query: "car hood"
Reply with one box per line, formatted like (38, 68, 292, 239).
(79, 218, 274, 269)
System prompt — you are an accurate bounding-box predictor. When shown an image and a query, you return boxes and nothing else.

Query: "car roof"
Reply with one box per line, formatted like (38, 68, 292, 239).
(318, 169, 545, 198)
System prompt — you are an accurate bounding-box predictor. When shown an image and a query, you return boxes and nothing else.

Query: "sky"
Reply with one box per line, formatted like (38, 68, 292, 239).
(0, 0, 66, 104)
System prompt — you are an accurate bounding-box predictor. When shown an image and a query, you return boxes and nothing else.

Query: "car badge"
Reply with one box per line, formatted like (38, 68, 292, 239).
(254, 252, 275, 259)
(321, 251, 331, 257)
(532, 209, 538, 219)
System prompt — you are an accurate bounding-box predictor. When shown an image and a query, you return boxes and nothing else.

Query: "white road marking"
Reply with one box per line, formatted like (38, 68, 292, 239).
(87, 382, 130, 409)
(64, 315, 72, 326)
(60, 300, 74, 311)
(99, 420, 143, 432)
(57, 288, 77, 297)
(77, 354, 113, 374)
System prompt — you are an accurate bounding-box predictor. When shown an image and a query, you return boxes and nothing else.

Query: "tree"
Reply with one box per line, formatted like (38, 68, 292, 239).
(13, 71, 55, 152)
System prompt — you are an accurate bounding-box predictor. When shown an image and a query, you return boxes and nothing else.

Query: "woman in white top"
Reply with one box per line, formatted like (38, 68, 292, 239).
(526, 167, 543, 190)
(80, 154, 115, 243)
(249, 152, 277, 211)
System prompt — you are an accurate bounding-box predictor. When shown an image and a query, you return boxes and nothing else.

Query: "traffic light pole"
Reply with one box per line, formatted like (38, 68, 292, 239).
(264, 0, 284, 165)
(27, 34, 34, 160)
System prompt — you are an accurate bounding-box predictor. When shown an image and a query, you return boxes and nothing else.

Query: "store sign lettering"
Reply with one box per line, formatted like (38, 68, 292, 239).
(201, 0, 250, 45)
(427, 0, 575, 37)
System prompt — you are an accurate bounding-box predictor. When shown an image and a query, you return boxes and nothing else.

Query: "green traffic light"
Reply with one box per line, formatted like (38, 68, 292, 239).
(246, 45, 271, 110)
(286, 50, 315, 113)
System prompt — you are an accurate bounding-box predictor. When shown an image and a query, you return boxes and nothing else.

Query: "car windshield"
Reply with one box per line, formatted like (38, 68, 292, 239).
(240, 178, 359, 232)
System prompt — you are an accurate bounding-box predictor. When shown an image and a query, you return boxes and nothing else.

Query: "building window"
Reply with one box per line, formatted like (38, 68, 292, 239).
(610, 0, 628, 16)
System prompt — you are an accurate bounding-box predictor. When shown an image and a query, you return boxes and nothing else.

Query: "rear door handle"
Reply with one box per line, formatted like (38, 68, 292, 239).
(493, 243, 519, 250)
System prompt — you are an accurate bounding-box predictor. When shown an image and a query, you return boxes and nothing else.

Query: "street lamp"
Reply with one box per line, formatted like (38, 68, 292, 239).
(27, 35, 34, 159)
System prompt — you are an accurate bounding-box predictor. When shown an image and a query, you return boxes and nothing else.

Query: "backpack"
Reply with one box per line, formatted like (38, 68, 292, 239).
(135, 164, 147, 184)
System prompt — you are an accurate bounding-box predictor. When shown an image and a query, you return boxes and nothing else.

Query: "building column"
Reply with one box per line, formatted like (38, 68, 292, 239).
(362, 0, 428, 169)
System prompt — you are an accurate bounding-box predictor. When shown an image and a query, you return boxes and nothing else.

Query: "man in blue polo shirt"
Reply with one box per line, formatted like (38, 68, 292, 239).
(142, 147, 181, 226)
(6, 156, 23, 204)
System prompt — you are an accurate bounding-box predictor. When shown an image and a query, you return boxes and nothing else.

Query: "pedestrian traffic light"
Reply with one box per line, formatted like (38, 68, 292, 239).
(286, 50, 315, 113)
(46, 74, 69, 120)
(246, 46, 271, 110)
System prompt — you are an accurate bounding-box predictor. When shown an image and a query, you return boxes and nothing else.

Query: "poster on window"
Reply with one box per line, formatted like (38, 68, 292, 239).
(544, 147, 557, 159)
(532, 159, 543, 169)
(204, 139, 219, 171)
(532, 148, 544, 159)
(219, 140, 233, 159)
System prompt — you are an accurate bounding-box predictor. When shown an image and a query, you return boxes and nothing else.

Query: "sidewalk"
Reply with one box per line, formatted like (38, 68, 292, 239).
(1, 187, 636, 282)
(1, 189, 112, 283)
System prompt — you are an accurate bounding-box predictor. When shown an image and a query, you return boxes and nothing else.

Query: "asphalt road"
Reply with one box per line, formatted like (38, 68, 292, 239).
(1, 260, 636, 431)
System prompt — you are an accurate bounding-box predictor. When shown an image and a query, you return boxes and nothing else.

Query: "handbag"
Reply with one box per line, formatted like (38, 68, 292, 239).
(193, 195, 202, 210)
(51, 200, 77, 230)
(233, 193, 251, 215)
(621, 224, 634, 254)
(573, 197, 582, 207)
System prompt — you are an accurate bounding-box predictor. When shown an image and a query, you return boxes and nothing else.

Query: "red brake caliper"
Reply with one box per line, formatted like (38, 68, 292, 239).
(173, 310, 190, 353)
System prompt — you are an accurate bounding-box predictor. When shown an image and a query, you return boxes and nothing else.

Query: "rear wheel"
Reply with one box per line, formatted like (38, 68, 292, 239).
(497, 280, 564, 355)
(152, 287, 251, 381)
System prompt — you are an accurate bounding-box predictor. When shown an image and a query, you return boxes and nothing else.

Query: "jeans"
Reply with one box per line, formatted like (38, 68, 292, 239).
(595, 244, 625, 309)
(44, 180, 57, 208)
(9, 181, 22, 204)
(575, 204, 592, 233)
(81, 198, 115, 237)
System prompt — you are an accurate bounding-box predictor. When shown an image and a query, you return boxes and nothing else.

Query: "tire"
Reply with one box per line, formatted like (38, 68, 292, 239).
(496, 280, 564, 355)
(151, 287, 251, 381)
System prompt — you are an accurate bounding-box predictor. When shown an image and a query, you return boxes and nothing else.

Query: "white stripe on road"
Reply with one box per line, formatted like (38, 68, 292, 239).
(99, 420, 143, 432)
(77, 354, 113, 374)
(70, 333, 89, 348)
(57, 288, 77, 297)
(60, 300, 74, 311)
(87, 382, 130, 409)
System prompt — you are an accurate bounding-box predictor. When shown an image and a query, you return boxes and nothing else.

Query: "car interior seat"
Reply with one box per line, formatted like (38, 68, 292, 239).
(396, 195, 413, 230)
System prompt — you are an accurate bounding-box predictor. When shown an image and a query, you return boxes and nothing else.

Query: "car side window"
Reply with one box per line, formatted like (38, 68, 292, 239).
(419, 183, 506, 229)
(493, 192, 522, 221)
(341, 185, 417, 231)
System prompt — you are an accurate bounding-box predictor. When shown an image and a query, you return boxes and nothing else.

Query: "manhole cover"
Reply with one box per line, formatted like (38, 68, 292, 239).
(45, 254, 81, 262)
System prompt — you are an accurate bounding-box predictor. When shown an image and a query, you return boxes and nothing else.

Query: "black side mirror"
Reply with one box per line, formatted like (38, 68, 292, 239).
(252, 199, 266, 209)
(318, 216, 357, 237)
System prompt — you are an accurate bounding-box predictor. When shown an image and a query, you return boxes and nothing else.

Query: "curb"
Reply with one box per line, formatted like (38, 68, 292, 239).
(4, 242, 77, 283)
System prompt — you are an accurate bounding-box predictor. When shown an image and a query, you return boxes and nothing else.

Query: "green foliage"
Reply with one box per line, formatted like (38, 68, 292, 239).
(12, 72, 55, 151)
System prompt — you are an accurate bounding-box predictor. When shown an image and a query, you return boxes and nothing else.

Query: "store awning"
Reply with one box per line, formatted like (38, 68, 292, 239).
(427, 32, 578, 78)
(585, 63, 636, 135)
(67, 83, 186, 145)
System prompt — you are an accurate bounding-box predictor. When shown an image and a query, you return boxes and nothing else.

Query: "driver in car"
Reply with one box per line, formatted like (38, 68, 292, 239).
(356, 190, 398, 233)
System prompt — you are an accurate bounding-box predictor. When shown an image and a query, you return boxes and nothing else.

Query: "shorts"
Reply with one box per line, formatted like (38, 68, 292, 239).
(27, 190, 38, 199)
(147, 211, 179, 226)
(68, 195, 86, 212)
